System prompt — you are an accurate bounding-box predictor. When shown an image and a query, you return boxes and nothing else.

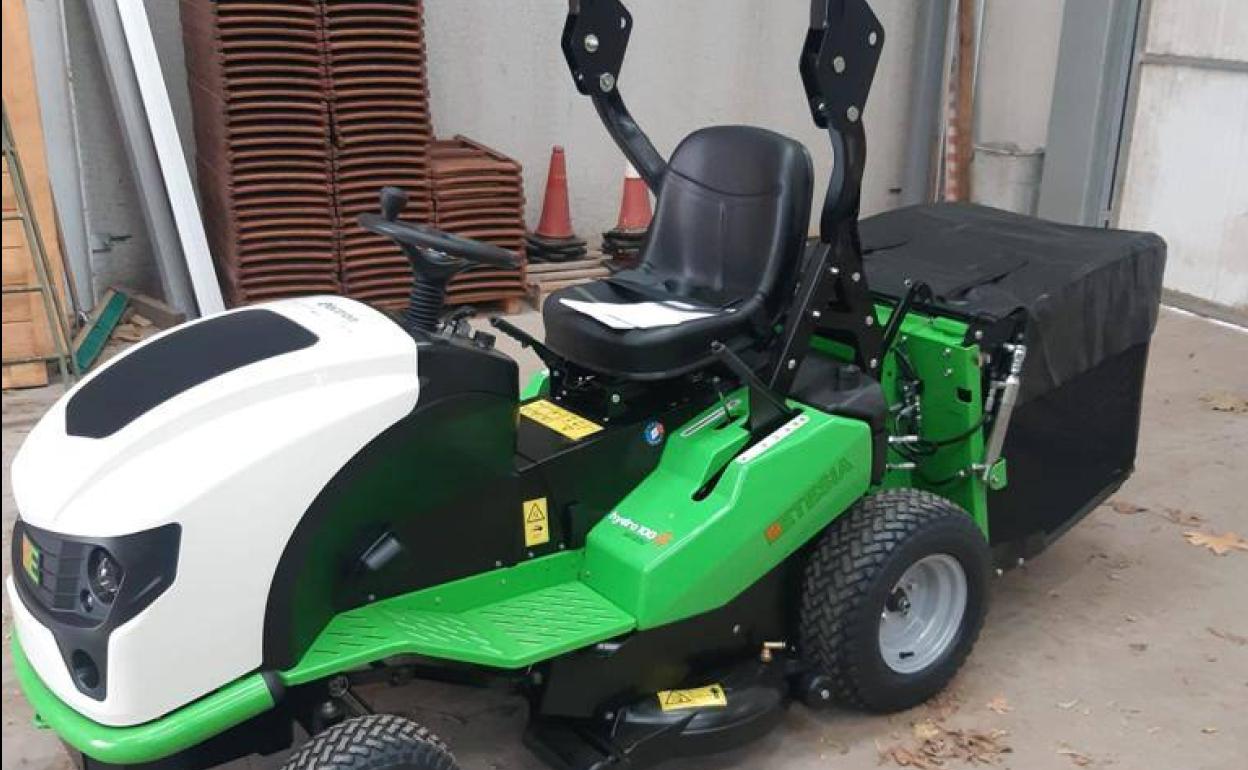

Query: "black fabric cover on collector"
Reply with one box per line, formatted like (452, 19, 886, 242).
(857, 203, 1167, 561)
(859, 203, 1167, 404)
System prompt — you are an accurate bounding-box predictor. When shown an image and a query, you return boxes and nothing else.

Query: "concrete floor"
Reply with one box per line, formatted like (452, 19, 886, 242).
(2, 306, 1246, 770)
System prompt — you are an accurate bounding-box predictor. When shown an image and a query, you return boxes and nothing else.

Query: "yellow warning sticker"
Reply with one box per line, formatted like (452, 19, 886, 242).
(519, 399, 603, 441)
(523, 497, 551, 548)
(656, 684, 728, 712)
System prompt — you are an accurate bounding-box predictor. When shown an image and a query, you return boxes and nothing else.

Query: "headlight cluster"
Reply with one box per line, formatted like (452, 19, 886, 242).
(12, 519, 180, 700)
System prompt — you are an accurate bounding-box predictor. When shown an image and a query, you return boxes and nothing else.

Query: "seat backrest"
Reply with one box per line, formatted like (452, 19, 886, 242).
(630, 126, 814, 315)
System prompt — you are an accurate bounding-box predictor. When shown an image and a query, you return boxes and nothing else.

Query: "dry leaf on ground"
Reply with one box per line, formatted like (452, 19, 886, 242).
(1183, 530, 1248, 556)
(1200, 391, 1248, 414)
(877, 742, 936, 769)
(1163, 507, 1204, 527)
(944, 728, 1011, 765)
(1058, 747, 1093, 766)
(926, 689, 962, 721)
(880, 722, 1011, 768)
(1109, 500, 1146, 515)
(1207, 627, 1248, 646)
(985, 695, 1012, 714)
(913, 720, 944, 742)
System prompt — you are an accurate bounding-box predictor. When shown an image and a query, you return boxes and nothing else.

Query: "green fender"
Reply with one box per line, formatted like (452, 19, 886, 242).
(583, 399, 873, 628)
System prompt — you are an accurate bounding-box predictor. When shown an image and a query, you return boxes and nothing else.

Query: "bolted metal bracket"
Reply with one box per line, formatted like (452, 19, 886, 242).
(767, 0, 885, 397)
(801, 0, 885, 132)
(562, 0, 667, 191)
(562, 0, 632, 96)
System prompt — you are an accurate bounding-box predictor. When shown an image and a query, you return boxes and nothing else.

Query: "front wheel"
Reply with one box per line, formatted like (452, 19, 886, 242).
(280, 714, 459, 770)
(799, 489, 990, 713)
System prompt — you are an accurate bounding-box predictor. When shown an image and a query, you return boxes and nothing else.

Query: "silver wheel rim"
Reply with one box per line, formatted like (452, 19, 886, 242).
(878, 554, 968, 674)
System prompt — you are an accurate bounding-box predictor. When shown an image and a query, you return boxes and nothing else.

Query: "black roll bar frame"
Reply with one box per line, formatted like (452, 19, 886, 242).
(561, 0, 888, 393)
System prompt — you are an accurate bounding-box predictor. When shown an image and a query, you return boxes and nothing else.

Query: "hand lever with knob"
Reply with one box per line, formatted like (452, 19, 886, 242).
(380, 186, 407, 222)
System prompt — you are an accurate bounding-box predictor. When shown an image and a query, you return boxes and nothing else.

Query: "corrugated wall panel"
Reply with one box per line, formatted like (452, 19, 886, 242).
(1116, 0, 1248, 313)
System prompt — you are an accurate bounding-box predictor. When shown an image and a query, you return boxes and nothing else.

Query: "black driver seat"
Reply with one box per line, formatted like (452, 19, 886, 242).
(542, 126, 814, 380)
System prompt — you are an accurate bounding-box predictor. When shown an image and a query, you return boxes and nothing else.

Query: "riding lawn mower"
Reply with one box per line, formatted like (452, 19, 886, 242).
(8, 1, 1166, 769)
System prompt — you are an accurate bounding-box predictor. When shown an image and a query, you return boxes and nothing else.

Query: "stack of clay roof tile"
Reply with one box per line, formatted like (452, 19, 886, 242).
(181, 0, 340, 305)
(430, 137, 527, 306)
(323, 0, 436, 310)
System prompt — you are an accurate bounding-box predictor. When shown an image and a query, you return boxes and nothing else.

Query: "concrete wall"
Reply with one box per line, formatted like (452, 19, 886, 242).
(1115, 0, 1248, 312)
(423, 0, 921, 236)
(28, 1, 923, 306)
(28, 0, 1134, 311)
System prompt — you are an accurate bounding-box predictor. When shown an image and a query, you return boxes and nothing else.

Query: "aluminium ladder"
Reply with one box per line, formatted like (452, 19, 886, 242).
(2, 103, 75, 385)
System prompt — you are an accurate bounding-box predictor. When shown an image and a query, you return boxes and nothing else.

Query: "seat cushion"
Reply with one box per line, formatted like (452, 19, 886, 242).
(635, 126, 814, 318)
(543, 281, 764, 380)
(540, 125, 813, 380)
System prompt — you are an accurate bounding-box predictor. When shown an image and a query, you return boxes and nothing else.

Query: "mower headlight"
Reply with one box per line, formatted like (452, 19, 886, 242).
(87, 547, 124, 604)
(12, 520, 180, 700)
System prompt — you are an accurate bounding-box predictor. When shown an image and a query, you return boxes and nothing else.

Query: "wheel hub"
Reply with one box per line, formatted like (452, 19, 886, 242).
(886, 587, 912, 615)
(878, 554, 968, 675)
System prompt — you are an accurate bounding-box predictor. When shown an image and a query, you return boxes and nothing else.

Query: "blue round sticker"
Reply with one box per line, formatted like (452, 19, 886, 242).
(643, 421, 666, 446)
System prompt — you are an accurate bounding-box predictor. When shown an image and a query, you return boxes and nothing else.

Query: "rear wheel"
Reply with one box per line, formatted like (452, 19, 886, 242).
(800, 488, 990, 712)
(281, 714, 458, 770)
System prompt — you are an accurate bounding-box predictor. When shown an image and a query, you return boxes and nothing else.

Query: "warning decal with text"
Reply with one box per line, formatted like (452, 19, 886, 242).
(523, 497, 551, 548)
(519, 399, 604, 441)
(656, 684, 728, 711)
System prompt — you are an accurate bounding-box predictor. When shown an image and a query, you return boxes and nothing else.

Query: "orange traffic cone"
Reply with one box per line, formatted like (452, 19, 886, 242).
(613, 163, 652, 232)
(528, 146, 588, 263)
(534, 146, 575, 240)
(601, 163, 652, 268)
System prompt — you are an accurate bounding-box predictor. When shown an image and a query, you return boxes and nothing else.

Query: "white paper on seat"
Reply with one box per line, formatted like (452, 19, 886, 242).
(559, 298, 725, 330)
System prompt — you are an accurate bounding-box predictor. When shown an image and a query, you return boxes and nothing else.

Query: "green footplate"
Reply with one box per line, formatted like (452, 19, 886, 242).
(285, 553, 634, 684)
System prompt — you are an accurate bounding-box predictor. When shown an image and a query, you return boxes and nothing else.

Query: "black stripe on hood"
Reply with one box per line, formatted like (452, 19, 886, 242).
(66, 309, 318, 439)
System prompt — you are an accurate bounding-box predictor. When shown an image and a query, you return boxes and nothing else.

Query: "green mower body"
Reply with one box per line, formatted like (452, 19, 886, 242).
(12, 309, 998, 767)
(8, 1, 1166, 769)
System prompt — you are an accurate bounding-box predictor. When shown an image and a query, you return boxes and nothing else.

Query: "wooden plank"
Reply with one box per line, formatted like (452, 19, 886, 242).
(2, 0, 67, 296)
(528, 267, 611, 284)
(1, 164, 15, 209)
(2, 0, 69, 385)
(2, 289, 35, 323)
(2, 219, 29, 258)
(537, 279, 603, 292)
(1, 319, 39, 359)
(527, 257, 608, 275)
(1, 361, 48, 389)
(115, 287, 186, 328)
(3, 248, 32, 288)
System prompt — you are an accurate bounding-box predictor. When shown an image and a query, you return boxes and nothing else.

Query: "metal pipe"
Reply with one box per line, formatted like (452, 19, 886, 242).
(901, 0, 953, 205)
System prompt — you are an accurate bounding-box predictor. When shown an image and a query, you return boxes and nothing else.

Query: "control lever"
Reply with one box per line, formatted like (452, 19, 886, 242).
(490, 317, 567, 371)
(380, 186, 407, 221)
(879, 280, 932, 358)
(711, 341, 797, 436)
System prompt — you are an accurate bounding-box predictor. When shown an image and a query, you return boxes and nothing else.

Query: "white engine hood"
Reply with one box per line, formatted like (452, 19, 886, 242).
(11, 296, 420, 538)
